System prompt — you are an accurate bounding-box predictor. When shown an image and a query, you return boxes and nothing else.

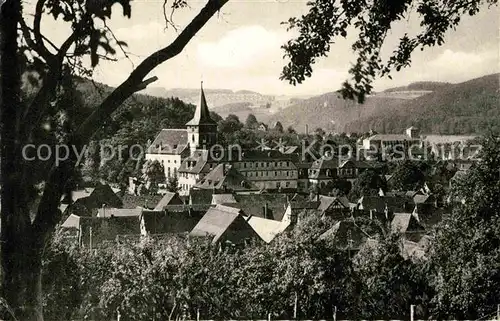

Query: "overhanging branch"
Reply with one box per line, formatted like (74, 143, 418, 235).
(31, 0, 230, 239)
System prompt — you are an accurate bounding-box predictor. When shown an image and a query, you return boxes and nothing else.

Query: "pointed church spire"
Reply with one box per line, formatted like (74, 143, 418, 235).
(186, 81, 216, 126)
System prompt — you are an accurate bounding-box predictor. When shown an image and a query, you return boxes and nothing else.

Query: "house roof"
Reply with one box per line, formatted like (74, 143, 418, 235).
(194, 164, 258, 191)
(178, 150, 210, 174)
(189, 205, 245, 243)
(147, 129, 188, 155)
(61, 188, 95, 204)
(154, 192, 183, 210)
(391, 213, 425, 234)
(80, 216, 141, 246)
(231, 194, 290, 221)
(240, 149, 295, 162)
(413, 194, 432, 204)
(97, 208, 143, 218)
(164, 204, 212, 213)
(141, 209, 203, 235)
(186, 84, 217, 126)
(121, 194, 164, 209)
(318, 220, 370, 250)
(212, 193, 237, 205)
(246, 216, 290, 243)
(357, 196, 413, 213)
(189, 189, 214, 205)
(61, 214, 81, 229)
(73, 184, 123, 209)
(317, 195, 350, 212)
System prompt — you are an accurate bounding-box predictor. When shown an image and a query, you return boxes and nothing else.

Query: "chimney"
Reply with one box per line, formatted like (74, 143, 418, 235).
(369, 209, 373, 220)
(263, 202, 269, 219)
(305, 124, 309, 136)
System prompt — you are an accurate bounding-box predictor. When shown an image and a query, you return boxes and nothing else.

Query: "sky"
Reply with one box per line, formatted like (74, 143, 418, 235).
(31, 0, 500, 96)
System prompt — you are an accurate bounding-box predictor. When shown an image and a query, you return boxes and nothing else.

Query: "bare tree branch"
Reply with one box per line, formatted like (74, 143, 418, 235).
(33, 0, 53, 60)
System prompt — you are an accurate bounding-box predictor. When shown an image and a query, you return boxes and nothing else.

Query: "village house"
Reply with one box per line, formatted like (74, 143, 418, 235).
(60, 183, 123, 218)
(193, 163, 259, 193)
(139, 209, 204, 238)
(189, 204, 262, 246)
(60, 215, 141, 248)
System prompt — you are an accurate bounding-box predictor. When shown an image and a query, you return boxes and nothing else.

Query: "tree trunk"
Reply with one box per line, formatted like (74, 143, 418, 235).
(1, 1, 44, 320)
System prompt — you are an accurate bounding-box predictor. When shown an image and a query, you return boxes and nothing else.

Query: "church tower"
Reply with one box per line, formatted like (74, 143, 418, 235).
(186, 82, 218, 154)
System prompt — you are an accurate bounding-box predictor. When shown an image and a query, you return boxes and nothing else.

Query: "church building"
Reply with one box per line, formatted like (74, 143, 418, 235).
(145, 82, 218, 183)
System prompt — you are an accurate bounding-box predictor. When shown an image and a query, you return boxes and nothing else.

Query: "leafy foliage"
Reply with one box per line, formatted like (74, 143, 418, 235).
(428, 134, 500, 319)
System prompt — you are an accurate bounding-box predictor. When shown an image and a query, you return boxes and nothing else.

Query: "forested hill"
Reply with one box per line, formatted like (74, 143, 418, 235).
(343, 73, 500, 134)
(72, 77, 199, 143)
(267, 73, 499, 134)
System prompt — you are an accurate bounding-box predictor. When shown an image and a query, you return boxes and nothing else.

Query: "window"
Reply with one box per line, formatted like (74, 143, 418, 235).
(286, 182, 290, 187)
(192, 135, 195, 142)
(286, 171, 289, 176)
(287, 161, 290, 166)
(274, 171, 278, 176)
(276, 182, 281, 188)
(256, 163, 259, 168)
(244, 163, 247, 168)
(274, 162, 278, 166)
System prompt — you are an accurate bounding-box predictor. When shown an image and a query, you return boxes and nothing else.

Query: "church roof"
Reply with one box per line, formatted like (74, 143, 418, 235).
(186, 83, 217, 126)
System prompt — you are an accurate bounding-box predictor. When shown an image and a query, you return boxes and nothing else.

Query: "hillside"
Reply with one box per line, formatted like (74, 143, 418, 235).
(266, 74, 499, 134)
(72, 77, 198, 142)
(142, 86, 275, 109)
(383, 81, 452, 92)
(344, 73, 500, 134)
(265, 91, 409, 133)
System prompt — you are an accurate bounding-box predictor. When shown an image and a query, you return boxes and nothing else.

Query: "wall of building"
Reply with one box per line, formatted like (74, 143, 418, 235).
(145, 153, 182, 179)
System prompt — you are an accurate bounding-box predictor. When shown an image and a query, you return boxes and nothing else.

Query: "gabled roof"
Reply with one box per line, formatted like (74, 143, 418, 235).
(318, 195, 350, 212)
(147, 129, 188, 155)
(413, 194, 433, 204)
(61, 214, 81, 229)
(178, 150, 210, 174)
(391, 213, 425, 234)
(61, 188, 95, 204)
(231, 194, 290, 221)
(189, 205, 257, 243)
(81, 216, 141, 247)
(154, 192, 184, 210)
(247, 216, 290, 243)
(186, 83, 217, 126)
(141, 210, 203, 235)
(66, 184, 123, 211)
(318, 220, 370, 250)
(195, 164, 258, 191)
(121, 194, 164, 209)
